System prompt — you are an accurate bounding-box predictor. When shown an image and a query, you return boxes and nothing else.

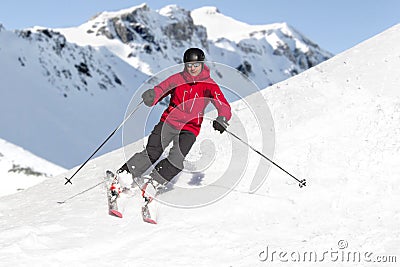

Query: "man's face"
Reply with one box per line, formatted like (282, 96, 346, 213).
(185, 62, 202, 76)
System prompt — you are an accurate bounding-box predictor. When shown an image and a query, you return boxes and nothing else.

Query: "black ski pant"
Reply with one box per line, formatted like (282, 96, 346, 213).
(123, 121, 196, 185)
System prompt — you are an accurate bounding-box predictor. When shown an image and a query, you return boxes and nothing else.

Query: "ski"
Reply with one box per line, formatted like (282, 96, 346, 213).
(105, 170, 123, 218)
(141, 200, 157, 224)
(140, 181, 158, 224)
(104, 170, 159, 223)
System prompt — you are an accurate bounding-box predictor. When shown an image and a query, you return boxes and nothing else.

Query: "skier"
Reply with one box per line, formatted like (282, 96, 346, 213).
(118, 48, 232, 201)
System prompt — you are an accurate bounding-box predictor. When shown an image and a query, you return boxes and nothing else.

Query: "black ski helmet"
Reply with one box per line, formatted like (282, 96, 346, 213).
(183, 48, 205, 63)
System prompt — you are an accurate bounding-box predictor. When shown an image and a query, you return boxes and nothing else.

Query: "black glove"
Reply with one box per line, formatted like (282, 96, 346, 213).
(213, 116, 229, 133)
(142, 89, 155, 107)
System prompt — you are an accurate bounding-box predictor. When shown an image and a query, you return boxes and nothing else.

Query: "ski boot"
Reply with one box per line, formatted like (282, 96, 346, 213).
(140, 176, 163, 224)
(116, 168, 135, 192)
(141, 176, 163, 203)
(109, 178, 121, 202)
(117, 164, 145, 190)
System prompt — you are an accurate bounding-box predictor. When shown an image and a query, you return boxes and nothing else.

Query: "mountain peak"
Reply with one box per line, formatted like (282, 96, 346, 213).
(159, 4, 192, 22)
(89, 3, 149, 22)
(193, 6, 221, 15)
(192, 6, 251, 40)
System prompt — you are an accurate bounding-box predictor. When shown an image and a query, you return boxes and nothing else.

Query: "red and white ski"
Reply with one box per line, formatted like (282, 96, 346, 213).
(142, 202, 157, 224)
(141, 182, 158, 224)
(105, 170, 123, 218)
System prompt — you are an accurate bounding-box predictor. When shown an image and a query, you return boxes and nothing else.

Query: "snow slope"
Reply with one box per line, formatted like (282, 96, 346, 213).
(0, 22, 399, 267)
(0, 138, 65, 197)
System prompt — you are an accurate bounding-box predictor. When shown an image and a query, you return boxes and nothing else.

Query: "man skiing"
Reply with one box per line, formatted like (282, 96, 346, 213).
(118, 48, 232, 201)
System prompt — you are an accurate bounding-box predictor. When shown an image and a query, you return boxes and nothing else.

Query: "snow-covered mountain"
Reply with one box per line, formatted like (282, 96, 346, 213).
(0, 138, 65, 197)
(0, 22, 398, 266)
(0, 3, 331, 170)
(60, 4, 331, 86)
(0, 24, 148, 168)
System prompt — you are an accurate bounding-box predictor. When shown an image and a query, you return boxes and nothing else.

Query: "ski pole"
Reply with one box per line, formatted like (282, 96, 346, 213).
(64, 100, 144, 185)
(225, 129, 306, 188)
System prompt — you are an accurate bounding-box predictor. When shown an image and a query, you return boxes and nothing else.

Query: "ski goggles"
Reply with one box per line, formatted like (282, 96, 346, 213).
(185, 62, 201, 68)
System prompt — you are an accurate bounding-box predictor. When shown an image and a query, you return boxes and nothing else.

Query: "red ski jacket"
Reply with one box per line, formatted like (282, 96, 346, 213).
(151, 65, 232, 136)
